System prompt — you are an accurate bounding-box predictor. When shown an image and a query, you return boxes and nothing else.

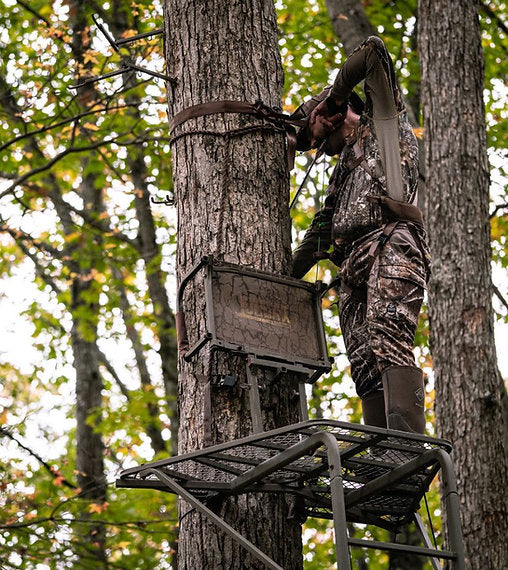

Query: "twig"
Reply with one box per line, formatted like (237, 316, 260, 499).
(490, 202, 508, 218)
(493, 283, 508, 312)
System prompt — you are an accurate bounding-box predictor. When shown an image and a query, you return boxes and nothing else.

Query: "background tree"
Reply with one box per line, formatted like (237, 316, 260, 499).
(1, 0, 179, 566)
(418, 1, 508, 567)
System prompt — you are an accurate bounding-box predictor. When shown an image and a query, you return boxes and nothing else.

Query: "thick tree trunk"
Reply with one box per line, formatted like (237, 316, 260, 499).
(163, 0, 302, 568)
(418, 2, 508, 568)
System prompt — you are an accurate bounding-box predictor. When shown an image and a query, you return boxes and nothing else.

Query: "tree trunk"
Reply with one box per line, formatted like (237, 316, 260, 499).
(324, 0, 376, 55)
(110, 0, 180, 456)
(131, 155, 179, 454)
(418, 2, 508, 568)
(67, 2, 108, 563)
(163, 0, 302, 567)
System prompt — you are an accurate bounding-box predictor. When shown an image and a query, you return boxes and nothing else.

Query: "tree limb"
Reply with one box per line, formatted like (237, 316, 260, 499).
(96, 347, 132, 399)
(493, 283, 508, 312)
(0, 103, 140, 153)
(490, 202, 508, 218)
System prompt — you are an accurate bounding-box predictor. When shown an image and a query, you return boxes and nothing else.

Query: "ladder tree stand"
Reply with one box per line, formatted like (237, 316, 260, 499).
(117, 257, 466, 569)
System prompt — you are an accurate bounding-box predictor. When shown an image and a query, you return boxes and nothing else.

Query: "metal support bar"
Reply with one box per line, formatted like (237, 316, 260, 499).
(229, 431, 351, 570)
(347, 538, 457, 560)
(345, 449, 442, 509)
(414, 513, 442, 570)
(345, 447, 465, 570)
(177, 256, 211, 313)
(145, 468, 283, 570)
(436, 449, 466, 570)
(245, 362, 263, 434)
(116, 28, 164, 45)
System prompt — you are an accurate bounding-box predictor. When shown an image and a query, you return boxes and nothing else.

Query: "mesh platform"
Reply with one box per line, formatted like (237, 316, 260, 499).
(117, 419, 452, 532)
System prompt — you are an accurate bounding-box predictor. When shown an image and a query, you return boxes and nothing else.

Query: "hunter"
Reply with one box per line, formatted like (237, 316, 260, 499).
(291, 36, 430, 434)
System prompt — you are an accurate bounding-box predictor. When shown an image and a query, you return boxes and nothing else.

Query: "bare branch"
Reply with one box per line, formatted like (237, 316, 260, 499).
(0, 103, 140, 153)
(0, 223, 63, 257)
(16, 240, 63, 295)
(493, 283, 508, 313)
(479, 0, 508, 38)
(0, 130, 169, 202)
(490, 202, 508, 219)
(97, 347, 132, 399)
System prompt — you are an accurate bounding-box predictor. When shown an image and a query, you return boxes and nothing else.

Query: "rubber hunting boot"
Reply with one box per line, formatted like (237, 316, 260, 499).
(361, 390, 387, 428)
(382, 366, 426, 434)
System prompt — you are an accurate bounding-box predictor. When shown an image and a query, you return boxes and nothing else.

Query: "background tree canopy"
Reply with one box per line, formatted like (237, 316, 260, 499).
(0, 0, 506, 568)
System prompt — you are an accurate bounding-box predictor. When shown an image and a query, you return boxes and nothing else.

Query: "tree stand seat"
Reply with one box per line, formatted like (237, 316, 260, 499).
(116, 419, 465, 569)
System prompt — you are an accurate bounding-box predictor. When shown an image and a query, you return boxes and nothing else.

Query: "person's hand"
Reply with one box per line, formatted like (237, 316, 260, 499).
(309, 99, 346, 146)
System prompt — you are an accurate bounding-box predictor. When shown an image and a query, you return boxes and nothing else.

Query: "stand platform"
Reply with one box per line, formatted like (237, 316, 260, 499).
(117, 419, 465, 569)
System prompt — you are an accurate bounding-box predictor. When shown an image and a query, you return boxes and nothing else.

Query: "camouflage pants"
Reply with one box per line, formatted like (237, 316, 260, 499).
(338, 223, 429, 399)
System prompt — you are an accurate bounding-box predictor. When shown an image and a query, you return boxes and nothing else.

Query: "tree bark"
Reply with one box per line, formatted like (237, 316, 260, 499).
(163, 0, 302, 567)
(418, 2, 508, 568)
(324, 0, 377, 55)
(67, 2, 108, 564)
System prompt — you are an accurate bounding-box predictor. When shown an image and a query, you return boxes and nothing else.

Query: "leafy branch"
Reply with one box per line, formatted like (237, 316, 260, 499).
(0, 426, 77, 489)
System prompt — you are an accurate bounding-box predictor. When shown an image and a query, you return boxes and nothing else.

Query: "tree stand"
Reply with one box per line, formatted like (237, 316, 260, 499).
(117, 420, 465, 569)
(118, 259, 465, 568)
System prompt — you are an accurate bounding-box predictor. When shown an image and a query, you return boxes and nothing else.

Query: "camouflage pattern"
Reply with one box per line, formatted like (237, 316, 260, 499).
(339, 223, 429, 398)
(211, 270, 324, 362)
(291, 36, 430, 399)
(327, 36, 419, 244)
(328, 114, 419, 243)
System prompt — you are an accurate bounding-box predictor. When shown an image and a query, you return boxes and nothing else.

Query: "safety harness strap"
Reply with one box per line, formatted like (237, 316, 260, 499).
(169, 99, 307, 131)
(169, 100, 307, 170)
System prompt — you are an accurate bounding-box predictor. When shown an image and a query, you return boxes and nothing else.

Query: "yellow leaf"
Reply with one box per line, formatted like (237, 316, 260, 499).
(413, 127, 424, 139)
(83, 122, 100, 131)
(83, 52, 99, 65)
(121, 29, 137, 38)
(88, 502, 109, 514)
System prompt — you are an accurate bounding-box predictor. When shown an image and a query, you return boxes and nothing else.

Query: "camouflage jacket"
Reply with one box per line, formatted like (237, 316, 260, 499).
(292, 37, 421, 278)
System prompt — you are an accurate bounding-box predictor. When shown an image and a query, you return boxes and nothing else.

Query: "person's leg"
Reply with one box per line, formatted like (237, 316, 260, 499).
(338, 289, 386, 427)
(366, 227, 427, 433)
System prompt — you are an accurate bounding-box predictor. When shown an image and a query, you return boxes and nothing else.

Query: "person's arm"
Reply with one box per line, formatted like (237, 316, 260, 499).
(323, 37, 407, 202)
(328, 36, 403, 120)
(291, 89, 333, 151)
(291, 206, 333, 278)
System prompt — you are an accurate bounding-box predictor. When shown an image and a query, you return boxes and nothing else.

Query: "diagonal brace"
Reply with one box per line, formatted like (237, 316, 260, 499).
(144, 468, 284, 570)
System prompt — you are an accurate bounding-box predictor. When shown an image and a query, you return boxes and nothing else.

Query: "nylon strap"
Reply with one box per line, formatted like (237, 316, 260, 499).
(169, 99, 307, 131)
(169, 100, 306, 170)
(340, 220, 399, 304)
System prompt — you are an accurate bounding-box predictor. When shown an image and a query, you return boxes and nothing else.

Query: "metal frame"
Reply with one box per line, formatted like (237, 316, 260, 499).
(177, 256, 332, 380)
(117, 419, 465, 569)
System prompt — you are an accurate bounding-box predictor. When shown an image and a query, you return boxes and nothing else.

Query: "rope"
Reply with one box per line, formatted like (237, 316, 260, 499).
(289, 140, 326, 210)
